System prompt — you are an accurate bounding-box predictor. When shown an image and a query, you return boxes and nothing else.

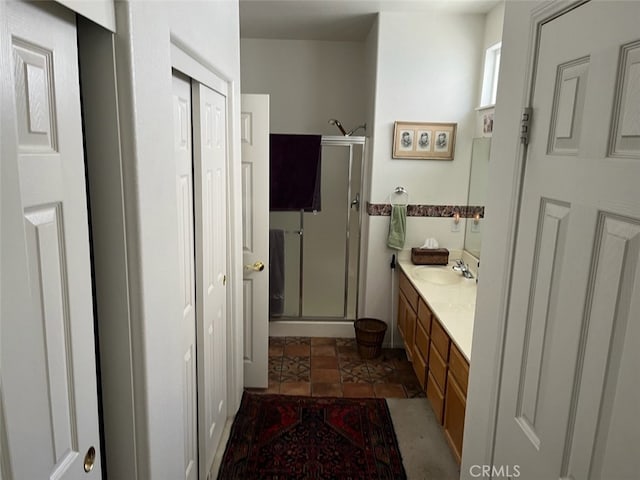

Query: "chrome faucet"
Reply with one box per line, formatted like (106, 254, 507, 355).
(453, 259, 474, 279)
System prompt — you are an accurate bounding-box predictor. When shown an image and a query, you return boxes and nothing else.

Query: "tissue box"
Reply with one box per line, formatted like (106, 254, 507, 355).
(411, 248, 449, 265)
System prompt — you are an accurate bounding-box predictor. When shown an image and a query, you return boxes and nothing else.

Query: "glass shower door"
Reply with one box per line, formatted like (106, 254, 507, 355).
(269, 139, 363, 320)
(301, 145, 343, 317)
(269, 211, 301, 317)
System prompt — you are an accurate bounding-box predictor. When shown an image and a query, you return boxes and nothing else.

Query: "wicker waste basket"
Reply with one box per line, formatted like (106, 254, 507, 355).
(354, 318, 387, 359)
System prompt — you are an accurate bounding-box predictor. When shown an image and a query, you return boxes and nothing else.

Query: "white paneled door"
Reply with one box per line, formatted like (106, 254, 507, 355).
(0, 1, 102, 479)
(172, 71, 198, 480)
(172, 73, 229, 479)
(240, 94, 269, 388)
(193, 82, 228, 479)
(494, 2, 640, 478)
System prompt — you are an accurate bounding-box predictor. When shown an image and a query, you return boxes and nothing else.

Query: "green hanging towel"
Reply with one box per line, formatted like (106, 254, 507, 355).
(387, 204, 407, 250)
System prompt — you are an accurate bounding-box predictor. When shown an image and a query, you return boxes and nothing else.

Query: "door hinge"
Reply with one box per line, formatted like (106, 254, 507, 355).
(520, 107, 532, 145)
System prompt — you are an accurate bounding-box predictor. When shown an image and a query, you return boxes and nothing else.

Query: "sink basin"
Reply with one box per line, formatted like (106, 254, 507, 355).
(413, 267, 462, 285)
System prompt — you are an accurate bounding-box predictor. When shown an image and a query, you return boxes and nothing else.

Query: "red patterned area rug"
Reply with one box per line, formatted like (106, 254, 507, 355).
(217, 393, 407, 479)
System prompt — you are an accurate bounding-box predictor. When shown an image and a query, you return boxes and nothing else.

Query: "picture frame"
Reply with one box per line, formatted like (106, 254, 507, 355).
(482, 111, 494, 136)
(392, 121, 457, 160)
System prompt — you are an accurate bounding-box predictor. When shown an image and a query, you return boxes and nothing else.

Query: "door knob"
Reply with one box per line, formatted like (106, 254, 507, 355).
(245, 261, 265, 272)
(84, 446, 96, 472)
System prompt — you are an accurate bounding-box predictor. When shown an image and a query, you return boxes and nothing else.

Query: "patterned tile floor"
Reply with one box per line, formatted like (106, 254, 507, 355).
(246, 337, 427, 399)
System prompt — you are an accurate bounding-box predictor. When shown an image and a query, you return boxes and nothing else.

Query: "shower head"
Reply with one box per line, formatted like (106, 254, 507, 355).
(328, 118, 347, 136)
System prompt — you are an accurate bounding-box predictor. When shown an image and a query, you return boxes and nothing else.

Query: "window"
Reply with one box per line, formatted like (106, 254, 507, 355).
(480, 42, 502, 107)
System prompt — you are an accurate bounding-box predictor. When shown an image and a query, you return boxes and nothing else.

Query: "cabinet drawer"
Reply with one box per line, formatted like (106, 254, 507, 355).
(412, 347, 427, 389)
(426, 371, 445, 424)
(449, 343, 469, 394)
(414, 319, 429, 362)
(431, 317, 450, 361)
(417, 298, 432, 333)
(399, 271, 419, 311)
(428, 342, 447, 392)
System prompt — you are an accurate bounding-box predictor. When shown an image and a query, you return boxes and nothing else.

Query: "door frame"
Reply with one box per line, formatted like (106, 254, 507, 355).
(461, 0, 590, 476)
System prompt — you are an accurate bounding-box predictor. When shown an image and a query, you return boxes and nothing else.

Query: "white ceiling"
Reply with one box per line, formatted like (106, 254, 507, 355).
(239, 0, 500, 41)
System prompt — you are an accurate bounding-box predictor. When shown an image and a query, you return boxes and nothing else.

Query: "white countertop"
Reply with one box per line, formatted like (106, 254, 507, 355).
(398, 253, 476, 362)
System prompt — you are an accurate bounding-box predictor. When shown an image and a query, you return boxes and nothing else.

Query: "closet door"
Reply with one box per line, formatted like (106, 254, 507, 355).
(172, 71, 198, 480)
(1, 1, 102, 478)
(193, 82, 228, 478)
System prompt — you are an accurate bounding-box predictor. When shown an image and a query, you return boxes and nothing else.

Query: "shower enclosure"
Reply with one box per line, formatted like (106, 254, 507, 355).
(270, 136, 365, 321)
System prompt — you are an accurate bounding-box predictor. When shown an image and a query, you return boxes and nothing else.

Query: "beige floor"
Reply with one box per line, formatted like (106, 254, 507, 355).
(387, 398, 460, 479)
(210, 397, 460, 479)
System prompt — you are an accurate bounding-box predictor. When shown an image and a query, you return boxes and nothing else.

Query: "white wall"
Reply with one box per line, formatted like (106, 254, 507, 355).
(96, 2, 243, 478)
(361, 12, 485, 339)
(358, 17, 379, 317)
(240, 38, 367, 135)
(483, 1, 505, 51)
(474, 1, 505, 137)
(363, 17, 379, 142)
(370, 13, 483, 206)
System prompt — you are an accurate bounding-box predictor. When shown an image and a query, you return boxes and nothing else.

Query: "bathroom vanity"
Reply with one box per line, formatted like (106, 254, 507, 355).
(397, 253, 476, 463)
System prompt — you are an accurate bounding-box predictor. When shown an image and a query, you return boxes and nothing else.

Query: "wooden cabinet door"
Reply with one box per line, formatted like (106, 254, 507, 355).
(426, 372, 445, 424)
(444, 373, 466, 463)
(397, 291, 407, 341)
(397, 290, 415, 361)
(405, 302, 416, 362)
(428, 342, 447, 392)
(414, 319, 430, 364)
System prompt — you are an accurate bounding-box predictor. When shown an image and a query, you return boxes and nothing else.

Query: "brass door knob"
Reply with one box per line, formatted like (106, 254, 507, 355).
(245, 261, 264, 272)
(84, 446, 96, 472)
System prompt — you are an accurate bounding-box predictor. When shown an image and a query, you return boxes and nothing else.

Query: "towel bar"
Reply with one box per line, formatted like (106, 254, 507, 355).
(390, 186, 409, 206)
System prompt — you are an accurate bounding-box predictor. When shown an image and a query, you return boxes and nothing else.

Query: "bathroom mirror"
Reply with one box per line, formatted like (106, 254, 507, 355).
(463, 137, 491, 259)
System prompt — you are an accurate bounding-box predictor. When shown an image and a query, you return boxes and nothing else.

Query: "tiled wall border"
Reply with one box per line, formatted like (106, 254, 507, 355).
(366, 202, 484, 218)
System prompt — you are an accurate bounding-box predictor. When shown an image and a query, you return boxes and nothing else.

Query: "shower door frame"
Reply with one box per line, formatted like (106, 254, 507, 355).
(287, 135, 366, 322)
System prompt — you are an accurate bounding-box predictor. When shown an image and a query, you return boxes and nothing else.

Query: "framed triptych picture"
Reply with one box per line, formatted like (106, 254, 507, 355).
(392, 121, 457, 160)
